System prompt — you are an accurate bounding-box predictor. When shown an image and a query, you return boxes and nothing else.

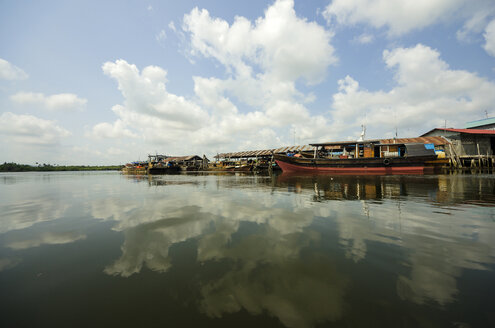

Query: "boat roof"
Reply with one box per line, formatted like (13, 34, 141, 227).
(312, 136, 449, 147)
(310, 139, 380, 146)
(380, 136, 448, 146)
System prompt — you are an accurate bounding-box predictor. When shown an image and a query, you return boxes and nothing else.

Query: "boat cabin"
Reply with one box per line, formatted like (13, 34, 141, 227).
(310, 141, 435, 159)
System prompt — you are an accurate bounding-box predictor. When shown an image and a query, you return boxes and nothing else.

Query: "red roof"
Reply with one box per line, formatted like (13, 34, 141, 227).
(422, 128, 495, 136)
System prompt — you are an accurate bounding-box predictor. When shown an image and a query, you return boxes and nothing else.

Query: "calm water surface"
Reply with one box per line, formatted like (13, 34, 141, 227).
(1, 171, 494, 327)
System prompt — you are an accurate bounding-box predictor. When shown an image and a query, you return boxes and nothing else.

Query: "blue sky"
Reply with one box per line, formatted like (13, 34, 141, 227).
(1, 0, 495, 165)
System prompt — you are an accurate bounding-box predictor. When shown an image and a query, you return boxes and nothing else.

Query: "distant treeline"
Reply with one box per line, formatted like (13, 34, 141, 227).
(0, 162, 123, 172)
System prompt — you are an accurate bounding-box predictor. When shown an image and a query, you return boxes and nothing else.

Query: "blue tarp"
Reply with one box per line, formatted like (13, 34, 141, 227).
(424, 143, 435, 150)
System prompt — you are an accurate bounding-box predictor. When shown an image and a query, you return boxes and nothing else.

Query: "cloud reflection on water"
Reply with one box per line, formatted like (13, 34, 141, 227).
(5, 231, 87, 250)
(1, 172, 495, 327)
(278, 173, 495, 307)
(96, 173, 495, 326)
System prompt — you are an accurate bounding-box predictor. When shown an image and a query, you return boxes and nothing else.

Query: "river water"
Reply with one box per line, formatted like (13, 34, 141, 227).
(0, 171, 494, 327)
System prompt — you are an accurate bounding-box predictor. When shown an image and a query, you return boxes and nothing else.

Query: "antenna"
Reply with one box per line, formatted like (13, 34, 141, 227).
(485, 110, 489, 119)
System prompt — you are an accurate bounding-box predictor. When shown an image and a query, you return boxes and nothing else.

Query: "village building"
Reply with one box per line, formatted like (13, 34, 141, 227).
(148, 154, 208, 171)
(421, 128, 495, 167)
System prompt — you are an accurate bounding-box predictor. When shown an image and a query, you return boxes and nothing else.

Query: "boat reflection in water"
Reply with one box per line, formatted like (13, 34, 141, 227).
(0, 172, 494, 327)
(275, 171, 495, 204)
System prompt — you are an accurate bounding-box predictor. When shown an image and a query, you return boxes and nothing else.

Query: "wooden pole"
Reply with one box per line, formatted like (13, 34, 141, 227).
(449, 144, 457, 169)
(477, 141, 481, 167)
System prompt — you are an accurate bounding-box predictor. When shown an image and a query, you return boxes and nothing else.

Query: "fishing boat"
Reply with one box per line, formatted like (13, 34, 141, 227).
(122, 162, 147, 174)
(274, 140, 443, 174)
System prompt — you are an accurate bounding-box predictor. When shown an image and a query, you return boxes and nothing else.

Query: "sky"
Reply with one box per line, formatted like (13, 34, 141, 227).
(1, 0, 495, 165)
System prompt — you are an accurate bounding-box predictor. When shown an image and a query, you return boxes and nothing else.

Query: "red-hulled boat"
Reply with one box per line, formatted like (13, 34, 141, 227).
(274, 141, 445, 174)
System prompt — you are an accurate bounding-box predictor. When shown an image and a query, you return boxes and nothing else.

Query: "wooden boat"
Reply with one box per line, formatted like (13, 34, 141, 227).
(122, 162, 147, 175)
(233, 164, 253, 172)
(274, 141, 441, 174)
(207, 160, 253, 172)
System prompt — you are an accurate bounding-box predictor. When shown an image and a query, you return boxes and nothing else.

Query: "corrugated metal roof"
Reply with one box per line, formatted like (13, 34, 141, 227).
(421, 128, 495, 136)
(313, 136, 450, 147)
(380, 136, 449, 146)
(311, 139, 381, 146)
(162, 155, 202, 162)
(465, 117, 495, 129)
(273, 145, 314, 153)
(215, 145, 315, 159)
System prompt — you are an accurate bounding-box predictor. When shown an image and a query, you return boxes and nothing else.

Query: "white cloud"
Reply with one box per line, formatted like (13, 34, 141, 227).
(354, 33, 374, 44)
(483, 19, 495, 56)
(0, 112, 71, 145)
(156, 29, 166, 42)
(0, 58, 28, 80)
(183, 0, 335, 148)
(94, 1, 337, 155)
(184, 0, 336, 84)
(101, 60, 209, 130)
(90, 116, 137, 139)
(10, 92, 87, 111)
(97, 58, 333, 153)
(95, 2, 495, 158)
(456, 7, 494, 41)
(168, 21, 176, 32)
(323, 0, 495, 38)
(328, 44, 495, 139)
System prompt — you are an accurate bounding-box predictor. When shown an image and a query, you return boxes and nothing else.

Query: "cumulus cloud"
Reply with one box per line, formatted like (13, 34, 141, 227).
(184, 0, 336, 83)
(323, 0, 495, 38)
(96, 58, 332, 153)
(102, 60, 208, 129)
(90, 116, 137, 139)
(10, 92, 87, 112)
(184, 0, 335, 146)
(95, 1, 495, 156)
(328, 44, 495, 139)
(93, 0, 336, 154)
(0, 112, 71, 145)
(484, 19, 495, 56)
(0, 58, 28, 80)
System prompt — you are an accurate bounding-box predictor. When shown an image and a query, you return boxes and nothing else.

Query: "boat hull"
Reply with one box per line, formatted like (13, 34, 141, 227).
(122, 167, 147, 174)
(148, 166, 180, 174)
(274, 154, 438, 174)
